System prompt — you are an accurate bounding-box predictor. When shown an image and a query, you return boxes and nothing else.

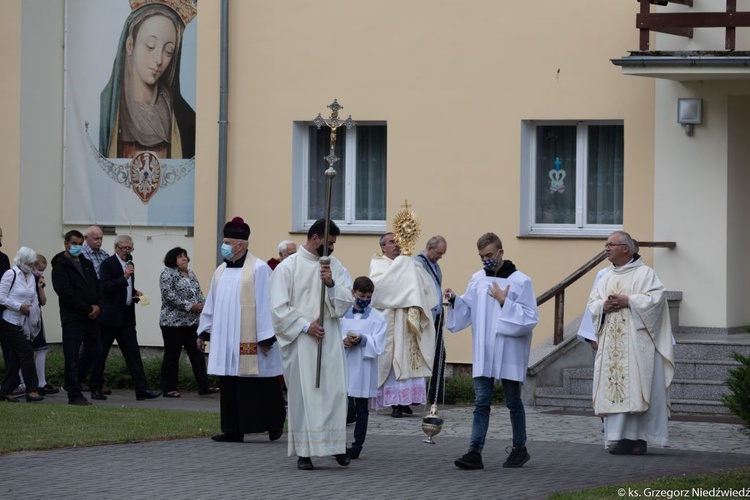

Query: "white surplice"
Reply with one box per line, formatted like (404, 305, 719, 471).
(588, 258, 675, 447)
(197, 258, 281, 377)
(446, 269, 538, 382)
(269, 246, 353, 457)
(340, 307, 386, 398)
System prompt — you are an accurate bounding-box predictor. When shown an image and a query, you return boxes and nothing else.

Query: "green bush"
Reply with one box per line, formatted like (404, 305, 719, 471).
(1, 347, 217, 392)
(442, 374, 504, 404)
(722, 352, 750, 437)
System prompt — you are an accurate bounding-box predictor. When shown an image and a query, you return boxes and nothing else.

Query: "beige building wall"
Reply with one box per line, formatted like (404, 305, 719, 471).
(194, 0, 657, 363)
(654, 80, 750, 330)
(0, 1, 22, 254)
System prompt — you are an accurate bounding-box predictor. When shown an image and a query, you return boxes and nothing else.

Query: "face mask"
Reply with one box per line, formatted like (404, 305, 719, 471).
(17, 263, 32, 274)
(482, 250, 500, 272)
(32, 268, 44, 278)
(355, 298, 370, 310)
(220, 243, 234, 260)
(69, 245, 83, 257)
(315, 244, 333, 257)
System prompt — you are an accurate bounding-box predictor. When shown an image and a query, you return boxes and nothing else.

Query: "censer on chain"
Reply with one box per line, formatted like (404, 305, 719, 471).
(421, 404, 444, 444)
(421, 300, 447, 444)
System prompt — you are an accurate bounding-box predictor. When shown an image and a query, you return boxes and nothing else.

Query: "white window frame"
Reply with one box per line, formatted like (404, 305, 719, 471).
(520, 120, 624, 237)
(292, 121, 387, 234)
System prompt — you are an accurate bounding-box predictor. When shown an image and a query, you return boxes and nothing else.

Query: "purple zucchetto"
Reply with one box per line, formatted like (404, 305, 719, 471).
(223, 217, 250, 241)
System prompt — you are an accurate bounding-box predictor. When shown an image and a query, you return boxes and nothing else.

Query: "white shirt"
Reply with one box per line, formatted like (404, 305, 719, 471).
(0, 267, 39, 326)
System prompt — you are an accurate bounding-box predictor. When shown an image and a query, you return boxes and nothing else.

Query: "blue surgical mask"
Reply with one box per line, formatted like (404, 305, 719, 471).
(69, 245, 83, 257)
(220, 243, 234, 260)
(355, 298, 371, 310)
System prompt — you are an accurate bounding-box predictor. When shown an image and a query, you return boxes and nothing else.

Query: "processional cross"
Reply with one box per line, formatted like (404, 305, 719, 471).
(312, 99, 355, 388)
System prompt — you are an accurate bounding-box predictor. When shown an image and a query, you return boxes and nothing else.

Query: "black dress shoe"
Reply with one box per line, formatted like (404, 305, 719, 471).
(211, 432, 244, 442)
(334, 453, 351, 466)
(2, 395, 20, 403)
(136, 389, 162, 401)
(297, 457, 314, 470)
(198, 387, 220, 395)
(390, 406, 403, 418)
(68, 395, 91, 406)
(609, 439, 635, 455)
(25, 393, 44, 402)
(400, 405, 413, 415)
(38, 384, 59, 396)
(91, 390, 107, 400)
(268, 429, 283, 441)
(346, 447, 361, 459)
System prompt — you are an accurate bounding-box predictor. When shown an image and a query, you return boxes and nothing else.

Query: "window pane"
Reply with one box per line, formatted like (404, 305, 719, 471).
(586, 125, 623, 225)
(535, 125, 576, 224)
(355, 125, 387, 220)
(307, 126, 345, 220)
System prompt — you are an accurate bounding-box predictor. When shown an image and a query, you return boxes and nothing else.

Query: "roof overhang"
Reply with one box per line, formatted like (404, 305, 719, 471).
(611, 51, 750, 80)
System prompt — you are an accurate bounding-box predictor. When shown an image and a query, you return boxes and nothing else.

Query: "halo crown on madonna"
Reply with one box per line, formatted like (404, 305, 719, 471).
(129, 0, 197, 25)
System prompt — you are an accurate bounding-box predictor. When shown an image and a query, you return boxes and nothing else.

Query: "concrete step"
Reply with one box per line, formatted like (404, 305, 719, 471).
(534, 393, 592, 410)
(673, 337, 750, 361)
(670, 398, 732, 415)
(669, 379, 730, 401)
(673, 358, 739, 381)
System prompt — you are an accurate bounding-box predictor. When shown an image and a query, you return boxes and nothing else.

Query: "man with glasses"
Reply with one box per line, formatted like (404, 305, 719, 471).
(589, 231, 674, 456)
(89, 235, 160, 401)
(445, 232, 538, 470)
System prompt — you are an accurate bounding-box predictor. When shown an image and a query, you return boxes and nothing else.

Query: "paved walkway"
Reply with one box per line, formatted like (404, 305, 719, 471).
(1, 392, 749, 499)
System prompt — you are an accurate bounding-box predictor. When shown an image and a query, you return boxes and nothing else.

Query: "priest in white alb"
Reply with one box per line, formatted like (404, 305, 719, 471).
(588, 230, 675, 456)
(370, 232, 438, 418)
(197, 217, 285, 443)
(269, 219, 353, 471)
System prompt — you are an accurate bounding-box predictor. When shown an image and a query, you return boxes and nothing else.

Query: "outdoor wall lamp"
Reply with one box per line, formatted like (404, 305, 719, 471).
(677, 98, 702, 136)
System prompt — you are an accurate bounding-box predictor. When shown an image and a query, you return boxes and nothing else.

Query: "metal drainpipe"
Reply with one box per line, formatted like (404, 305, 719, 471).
(216, 0, 229, 265)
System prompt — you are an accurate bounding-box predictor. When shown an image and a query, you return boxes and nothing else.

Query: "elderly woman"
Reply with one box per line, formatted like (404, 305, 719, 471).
(159, 247, 217, 397)
(0, 247, 43, 403)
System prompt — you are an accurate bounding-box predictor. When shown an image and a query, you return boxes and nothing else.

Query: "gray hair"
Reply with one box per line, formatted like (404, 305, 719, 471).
(84, 225, 103, 237)
(379, 232, 395, 248)
(277, 240, 294, 254)
(13, 246, 37, 268)
(611, 231, 637, 254)
(426, 235, 446, 250)
(114, 234, 133, 248)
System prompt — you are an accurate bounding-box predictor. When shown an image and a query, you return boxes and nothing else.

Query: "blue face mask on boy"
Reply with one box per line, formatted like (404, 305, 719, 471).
(69, 245, 84, 257)
(355, 297, 371, 310)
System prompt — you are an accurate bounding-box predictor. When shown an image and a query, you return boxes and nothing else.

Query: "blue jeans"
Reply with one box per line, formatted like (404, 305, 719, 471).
(469, 377, 526, 453)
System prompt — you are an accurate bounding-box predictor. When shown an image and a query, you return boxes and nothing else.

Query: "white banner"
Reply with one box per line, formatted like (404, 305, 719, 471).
(64, 0, 197, 226)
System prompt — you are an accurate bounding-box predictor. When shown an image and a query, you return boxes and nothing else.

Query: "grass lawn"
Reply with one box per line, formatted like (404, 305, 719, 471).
(0, 404, 219, 453)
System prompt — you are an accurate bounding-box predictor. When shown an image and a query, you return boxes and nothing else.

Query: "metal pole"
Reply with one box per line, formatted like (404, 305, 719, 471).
(315, 168, 336, 388)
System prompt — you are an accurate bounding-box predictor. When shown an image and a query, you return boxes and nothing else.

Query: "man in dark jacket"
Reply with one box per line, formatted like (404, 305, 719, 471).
(89, 234, 160, 401)
(51, 229, 103, 406)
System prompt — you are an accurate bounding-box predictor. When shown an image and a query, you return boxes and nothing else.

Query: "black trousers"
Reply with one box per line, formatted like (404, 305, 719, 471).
(219, 376, 286, 435)
(91, 323, 148, 394)
(427, 312, 445, 405)
(160, 325, 210, 392)
(64, 319, 102, 398)
(0, 319, 38, 396)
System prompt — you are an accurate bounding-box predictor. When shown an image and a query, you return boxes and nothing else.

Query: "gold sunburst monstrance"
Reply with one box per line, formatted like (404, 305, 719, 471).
(392, 200, 421, 256)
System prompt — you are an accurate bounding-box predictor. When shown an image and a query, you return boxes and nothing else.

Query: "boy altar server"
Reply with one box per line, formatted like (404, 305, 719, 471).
(340, 276, 386, 459)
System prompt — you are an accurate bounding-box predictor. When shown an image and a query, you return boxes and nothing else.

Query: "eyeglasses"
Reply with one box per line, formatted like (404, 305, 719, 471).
(117, 245, 134, 252)
(604, 243, 627, 249)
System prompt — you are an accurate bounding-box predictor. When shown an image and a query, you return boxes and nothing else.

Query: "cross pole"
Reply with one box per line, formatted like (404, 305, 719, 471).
(312, 99, 355, 388)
